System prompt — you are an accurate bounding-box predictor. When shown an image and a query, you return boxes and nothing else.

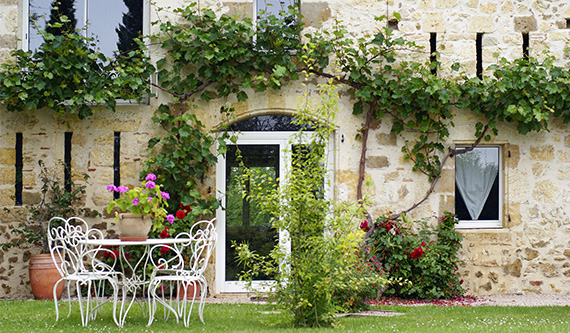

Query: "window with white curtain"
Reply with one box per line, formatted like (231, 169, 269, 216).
(455, 146, 502, 228)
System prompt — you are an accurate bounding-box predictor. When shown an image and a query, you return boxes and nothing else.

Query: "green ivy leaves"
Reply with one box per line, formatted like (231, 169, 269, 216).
(153, 6, 301, 104)
(0, 30, 154, 119)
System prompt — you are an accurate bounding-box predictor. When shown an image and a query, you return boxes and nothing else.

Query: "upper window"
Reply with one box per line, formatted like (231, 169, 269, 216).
(24, 0, 148, 58)
(454, 146, 502, 229)
(255, 0, 297, 20)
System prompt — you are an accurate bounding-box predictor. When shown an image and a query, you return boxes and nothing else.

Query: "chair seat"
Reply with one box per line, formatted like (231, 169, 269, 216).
(150, 274, 199, 282)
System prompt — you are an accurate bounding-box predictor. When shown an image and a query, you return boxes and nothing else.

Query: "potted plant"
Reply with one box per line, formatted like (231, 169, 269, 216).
(106, 173, 174, 240)
(1, 160, 100, 300)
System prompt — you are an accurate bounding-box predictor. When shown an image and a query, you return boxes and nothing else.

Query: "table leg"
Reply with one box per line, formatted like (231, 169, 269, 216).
(115, 244, 152, 327)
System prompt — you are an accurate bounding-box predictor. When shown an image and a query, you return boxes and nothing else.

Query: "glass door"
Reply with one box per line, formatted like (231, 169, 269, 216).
(224, 144, 279, 282)
(216, 133, 292, 293)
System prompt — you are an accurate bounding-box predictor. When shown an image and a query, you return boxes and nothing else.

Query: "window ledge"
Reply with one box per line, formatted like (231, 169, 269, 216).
(60, 96, 149, 107)
(455, 226, 507, 233)
(116, 96, 149, 106)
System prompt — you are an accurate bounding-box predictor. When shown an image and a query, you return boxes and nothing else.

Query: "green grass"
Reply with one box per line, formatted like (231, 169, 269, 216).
(0, 300, 569, 332)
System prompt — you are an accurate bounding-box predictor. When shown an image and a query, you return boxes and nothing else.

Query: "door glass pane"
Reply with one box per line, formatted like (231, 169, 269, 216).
(225, 145, 279, 281)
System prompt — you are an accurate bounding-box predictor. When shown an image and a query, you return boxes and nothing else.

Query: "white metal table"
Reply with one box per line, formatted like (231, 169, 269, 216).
(79, 238, 191, 327)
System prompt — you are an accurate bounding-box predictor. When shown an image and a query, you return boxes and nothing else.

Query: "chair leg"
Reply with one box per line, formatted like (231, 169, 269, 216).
(52, 278, 65, 323)
(110, 279, 121, 327)
(76, 281, 87, 326)
(147, 280, 156, 327)
(197, 279, 206, 324)
(65, 280, 73, 319)
(181, 281, 198, 327)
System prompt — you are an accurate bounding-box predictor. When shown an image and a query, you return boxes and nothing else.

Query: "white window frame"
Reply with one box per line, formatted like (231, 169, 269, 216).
(21, 0, 151, 105)
(22, 0, 150, 52)
(454, 145, 503, 229)
(253, 0, 298, 24)
(215, 130, 334, 294)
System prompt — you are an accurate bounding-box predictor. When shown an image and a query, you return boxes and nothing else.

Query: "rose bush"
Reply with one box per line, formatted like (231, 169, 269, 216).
(365, 211, 465, 299)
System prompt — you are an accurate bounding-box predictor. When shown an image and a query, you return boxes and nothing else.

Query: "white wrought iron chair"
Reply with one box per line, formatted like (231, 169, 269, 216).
(48, 216, 122, 326)
(147, 218, 217, 327)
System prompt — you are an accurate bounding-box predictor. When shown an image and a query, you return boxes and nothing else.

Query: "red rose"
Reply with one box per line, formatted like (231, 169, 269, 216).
(411, 247, 424, 259)
(176, 210, 186, 219)
(160, 246, 169, 255)
(180, 203, 192, 212)
(111, 249, 119, 259)
(160, 227, 170, 239)
(360, 220, 370, 232)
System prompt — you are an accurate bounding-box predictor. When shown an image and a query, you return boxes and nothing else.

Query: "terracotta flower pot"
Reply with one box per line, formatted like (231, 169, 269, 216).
(178, 281, 201, 300)
(29, 253, 64, 300)
(118, 213, 152, 241)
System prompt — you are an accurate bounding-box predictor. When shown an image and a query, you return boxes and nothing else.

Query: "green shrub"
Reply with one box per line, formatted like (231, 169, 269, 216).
(366, 211, 465, 299)
(235, 79, 387, 327)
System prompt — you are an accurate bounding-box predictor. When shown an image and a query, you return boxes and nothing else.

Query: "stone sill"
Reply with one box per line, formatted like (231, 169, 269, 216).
(457, 228, 509, 235)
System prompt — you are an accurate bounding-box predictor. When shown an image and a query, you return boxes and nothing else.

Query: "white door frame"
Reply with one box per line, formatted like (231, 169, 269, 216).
(215, 131, 334, 294)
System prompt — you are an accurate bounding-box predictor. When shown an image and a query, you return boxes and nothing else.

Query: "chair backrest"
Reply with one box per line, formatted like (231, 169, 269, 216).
(48, 217, 115, 277)
(176, 218, 217, 275)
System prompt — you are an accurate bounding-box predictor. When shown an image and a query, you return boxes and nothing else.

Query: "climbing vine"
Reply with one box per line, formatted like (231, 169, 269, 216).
(2, 1, 570, 227)
(0, 18, 153, 119)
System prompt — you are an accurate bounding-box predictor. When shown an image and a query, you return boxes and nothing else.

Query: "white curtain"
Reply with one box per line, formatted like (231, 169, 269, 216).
(455, 147, 498, 220)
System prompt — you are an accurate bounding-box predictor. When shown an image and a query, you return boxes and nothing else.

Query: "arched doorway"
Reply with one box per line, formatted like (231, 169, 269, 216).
(215, 115, 333, 293)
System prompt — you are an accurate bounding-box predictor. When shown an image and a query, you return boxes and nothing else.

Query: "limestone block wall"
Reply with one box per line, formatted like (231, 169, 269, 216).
(1, 0, 570, 297)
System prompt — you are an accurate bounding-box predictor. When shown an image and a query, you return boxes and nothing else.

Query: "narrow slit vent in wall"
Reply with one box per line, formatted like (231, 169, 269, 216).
(476, 33, 483, 79)
(64, 132, 72, 192)
(15, 133, 22, 205)
(113, 132, 121, 200)
(430, 32, 437, 75)
(522, 33, 529, 59)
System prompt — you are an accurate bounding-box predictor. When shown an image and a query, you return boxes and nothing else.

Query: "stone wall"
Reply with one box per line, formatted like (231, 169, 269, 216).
(2, 0, 570, 297)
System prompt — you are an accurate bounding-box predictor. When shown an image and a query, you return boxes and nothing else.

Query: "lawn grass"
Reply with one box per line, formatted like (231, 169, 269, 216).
(0, 299, 569, 332)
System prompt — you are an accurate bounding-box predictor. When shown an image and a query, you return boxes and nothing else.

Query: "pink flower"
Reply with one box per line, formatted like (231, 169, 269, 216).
(107, 185, 118, 192)
(145, 181, 156, 189)
(132, 198, 140, 206)
(117, 186, 129, 193)
(145, 174, 157, 181)
(167, 214, 175, 224)
(161, 192, 170, 199)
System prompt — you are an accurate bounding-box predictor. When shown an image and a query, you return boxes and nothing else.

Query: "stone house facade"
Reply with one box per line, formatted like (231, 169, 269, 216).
(1, 0, 570, 297)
